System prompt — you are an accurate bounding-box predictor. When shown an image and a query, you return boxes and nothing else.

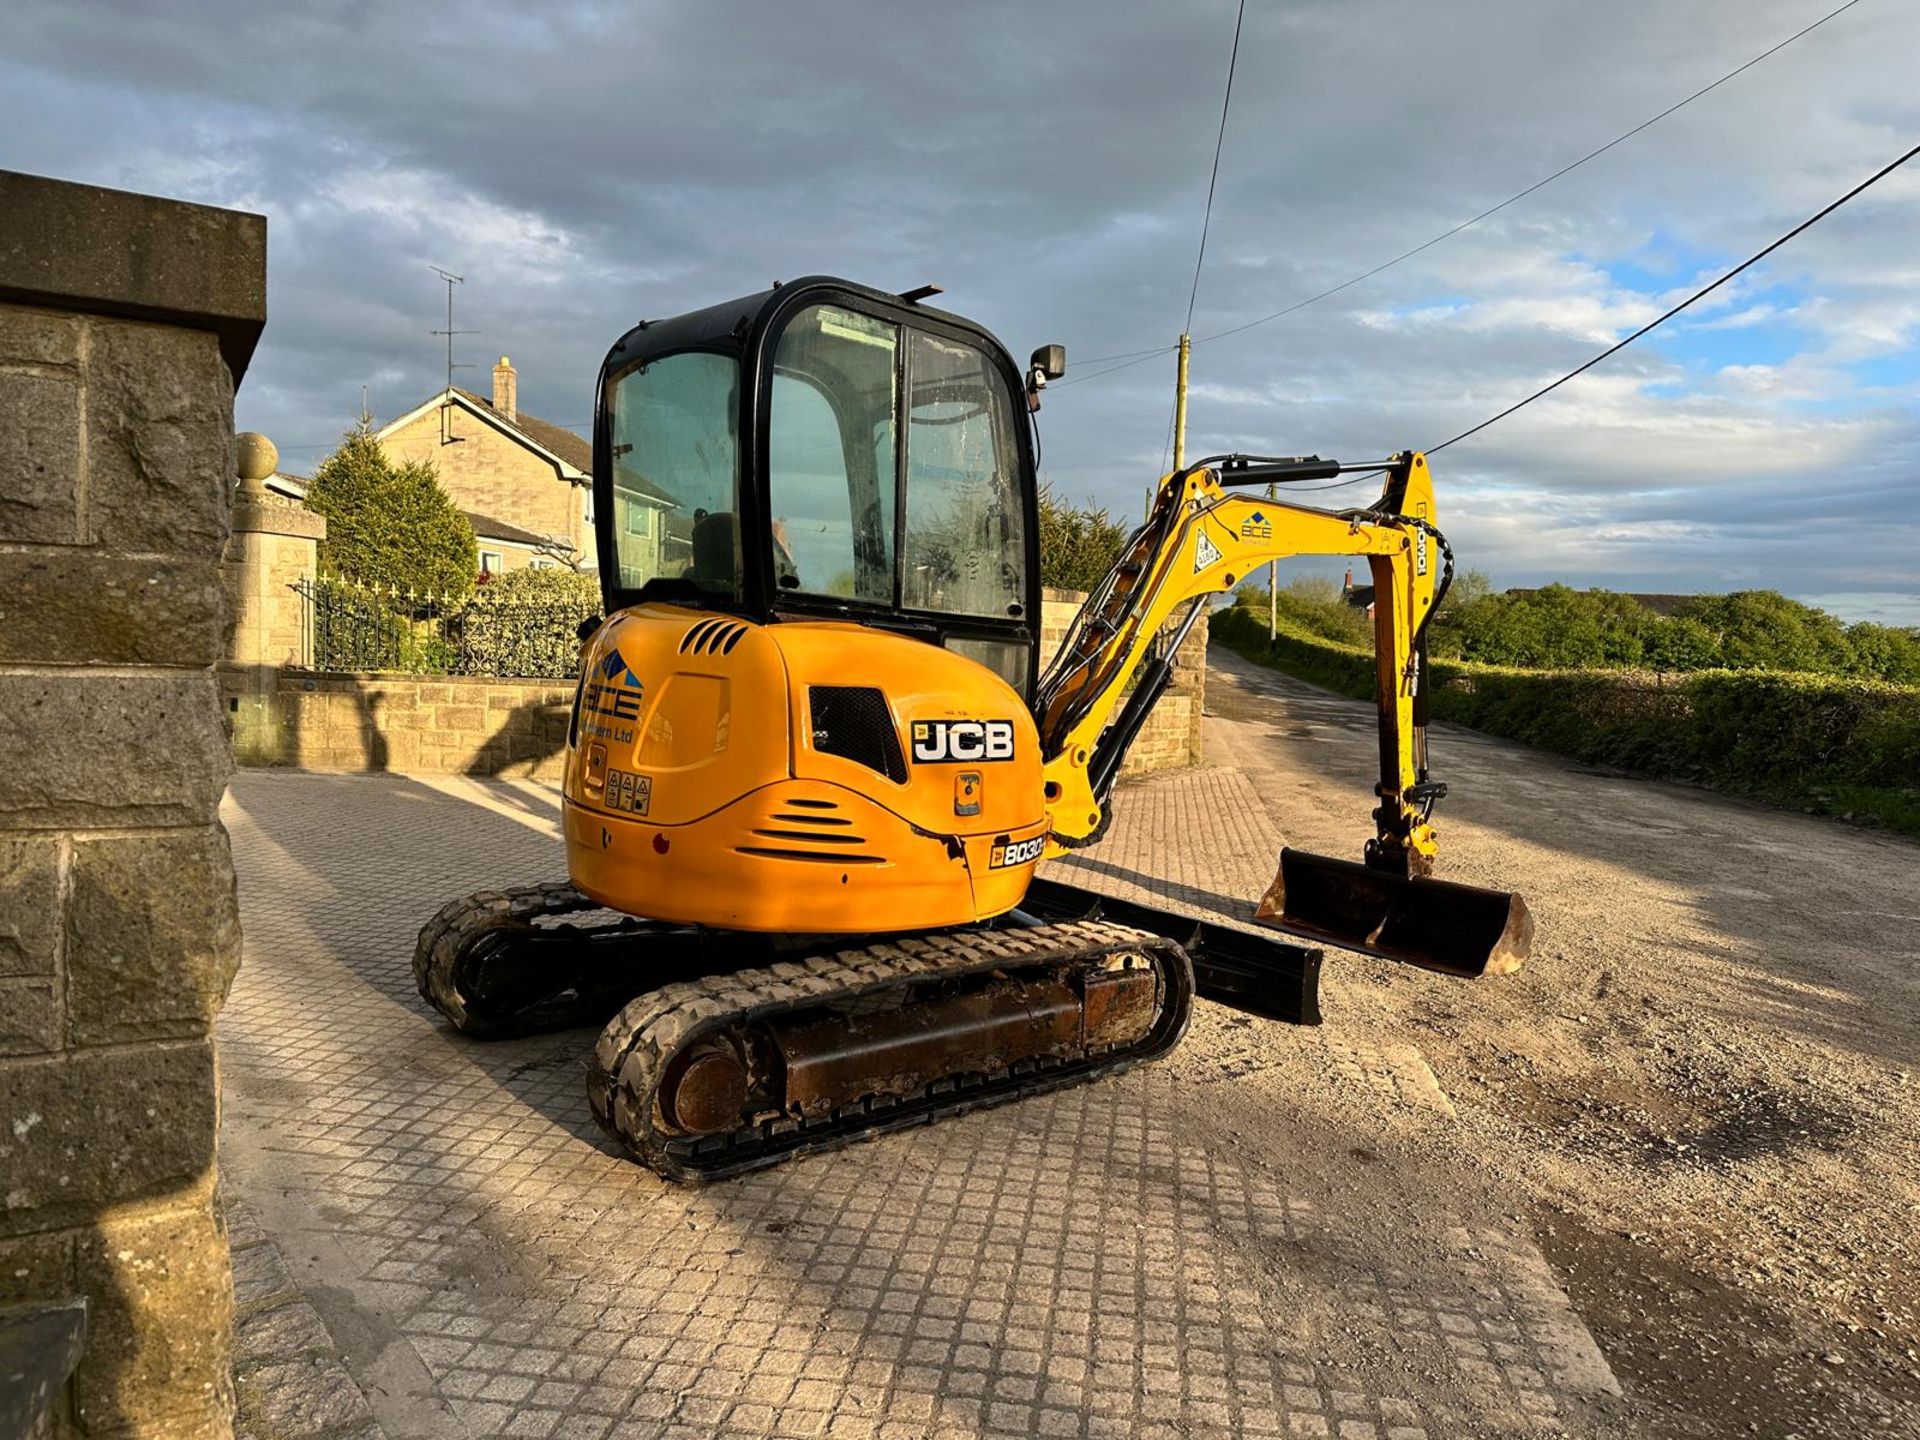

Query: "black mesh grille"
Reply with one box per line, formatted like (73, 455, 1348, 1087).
(808, 687, 908, 784)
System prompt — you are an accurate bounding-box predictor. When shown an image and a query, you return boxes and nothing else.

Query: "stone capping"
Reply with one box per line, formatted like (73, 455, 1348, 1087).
(232, 495, 327, 540)
(0, 169, 267, 382)
(285, 669, 574, 688)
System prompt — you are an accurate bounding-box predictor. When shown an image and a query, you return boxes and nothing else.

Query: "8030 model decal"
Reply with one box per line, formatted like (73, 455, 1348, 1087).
(988, 834, 1047, 869)
(911, 719, 1016, 763)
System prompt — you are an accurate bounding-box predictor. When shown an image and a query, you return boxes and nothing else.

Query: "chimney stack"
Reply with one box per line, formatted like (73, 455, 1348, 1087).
(492, 355, 517, 423)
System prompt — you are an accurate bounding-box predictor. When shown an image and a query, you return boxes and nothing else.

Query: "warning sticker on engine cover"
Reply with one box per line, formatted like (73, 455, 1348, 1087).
(1194, 529, 1222, 573)
(604, 768, 651, 815)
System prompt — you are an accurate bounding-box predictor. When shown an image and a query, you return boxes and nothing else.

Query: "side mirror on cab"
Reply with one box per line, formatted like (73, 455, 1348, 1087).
(1026, 344, 1066, 410)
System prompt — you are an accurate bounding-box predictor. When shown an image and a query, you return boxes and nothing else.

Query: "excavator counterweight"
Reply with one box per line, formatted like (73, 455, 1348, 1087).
(413, 275, 1534, 1182)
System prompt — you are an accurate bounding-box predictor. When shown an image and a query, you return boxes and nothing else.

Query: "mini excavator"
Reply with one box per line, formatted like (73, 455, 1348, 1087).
(416, 277, 1532, 1181)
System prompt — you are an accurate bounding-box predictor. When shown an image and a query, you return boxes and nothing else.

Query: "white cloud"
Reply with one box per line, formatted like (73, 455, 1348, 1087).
(0, 0, 1912, 616)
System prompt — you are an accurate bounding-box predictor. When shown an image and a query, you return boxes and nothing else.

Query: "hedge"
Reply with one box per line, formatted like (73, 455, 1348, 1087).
(1211, 604, 1920, 837)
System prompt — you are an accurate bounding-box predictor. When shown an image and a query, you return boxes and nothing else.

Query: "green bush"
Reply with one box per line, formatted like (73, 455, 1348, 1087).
(472, 567, 602, 610)
(307, 424, 478, 602)
(1211, 603, 1920, 836)
(448, 568, 601, 678)
(1038, 487, 1131, 592)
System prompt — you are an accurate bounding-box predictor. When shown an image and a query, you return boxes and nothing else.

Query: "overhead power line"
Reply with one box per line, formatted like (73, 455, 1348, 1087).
(1053, 346, 1178, 388)
(1057, 0, 1863, 393)
(1059, 0, 1247, 394)
(1429, 135, 1920, 453)
(1187, 0, 1248, 336)
(1197, 0, 1862, 349)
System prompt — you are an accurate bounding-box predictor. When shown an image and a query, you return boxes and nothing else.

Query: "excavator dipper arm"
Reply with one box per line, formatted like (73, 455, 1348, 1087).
(1034, 451, 1531, 978)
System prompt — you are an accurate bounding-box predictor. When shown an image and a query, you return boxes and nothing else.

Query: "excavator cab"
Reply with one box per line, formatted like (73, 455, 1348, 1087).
(592, 277, 1044, 698)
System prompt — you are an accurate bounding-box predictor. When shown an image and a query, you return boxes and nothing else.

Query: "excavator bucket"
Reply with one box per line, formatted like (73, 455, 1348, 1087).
(1256, 848, 1532, 979)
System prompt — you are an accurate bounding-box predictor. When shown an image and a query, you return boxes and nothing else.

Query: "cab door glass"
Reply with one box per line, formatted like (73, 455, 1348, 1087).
(768, 306, 899, 603)
(902, 330, 1027, 618)
(607, 350, 740, 598)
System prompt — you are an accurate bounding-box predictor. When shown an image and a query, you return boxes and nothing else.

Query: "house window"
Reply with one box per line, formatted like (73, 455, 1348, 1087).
(530, 558, 556, 571)
(623, 504, 653, 539)
(479, 550, 504, 575)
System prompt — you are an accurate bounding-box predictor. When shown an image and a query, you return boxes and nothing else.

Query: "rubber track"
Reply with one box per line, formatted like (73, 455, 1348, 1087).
(586, 919, 1195, 1183)
(413, 882, 599, 1038)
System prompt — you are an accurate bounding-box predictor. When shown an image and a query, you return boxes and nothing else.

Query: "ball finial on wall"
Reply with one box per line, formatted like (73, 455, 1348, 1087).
(235, 432, 278, 494)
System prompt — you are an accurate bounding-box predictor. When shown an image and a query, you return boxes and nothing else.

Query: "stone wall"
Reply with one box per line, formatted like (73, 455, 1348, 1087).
(237, 673, 574, 778)
(1038, 586, 1207, 777)
(0, 170, 264, 1438)
(228, 591, 1207, 785)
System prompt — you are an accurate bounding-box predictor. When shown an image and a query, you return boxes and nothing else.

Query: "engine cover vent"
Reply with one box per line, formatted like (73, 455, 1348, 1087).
(808, 687, 908, 784)
(679, 618, 749, 655)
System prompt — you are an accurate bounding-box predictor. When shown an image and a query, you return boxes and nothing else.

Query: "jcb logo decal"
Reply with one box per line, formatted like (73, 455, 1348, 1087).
(990, 835, 1047, 869)
(911, 719, 1016, 763)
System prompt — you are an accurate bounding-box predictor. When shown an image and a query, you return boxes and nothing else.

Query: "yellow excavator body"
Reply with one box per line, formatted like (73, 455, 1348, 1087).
(414, 275, 1533, 1181)
(563, 606, 1047, 933)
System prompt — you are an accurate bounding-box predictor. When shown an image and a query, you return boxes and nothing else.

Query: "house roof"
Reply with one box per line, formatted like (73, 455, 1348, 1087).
(1506, 588, 1698, 616)
(378, 384, 674, 507)
(463, 510, 549, 548)
(452, 387, 593, 474)
(1619, 594, 1697, 616)
(453, 386, 678, 506)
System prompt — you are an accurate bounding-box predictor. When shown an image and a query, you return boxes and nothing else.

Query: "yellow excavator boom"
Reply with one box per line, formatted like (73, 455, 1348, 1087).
(1036, 450, 1531, 977)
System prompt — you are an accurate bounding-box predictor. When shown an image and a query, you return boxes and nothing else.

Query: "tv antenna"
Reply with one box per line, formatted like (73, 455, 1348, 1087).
(429, 265, 477, 445)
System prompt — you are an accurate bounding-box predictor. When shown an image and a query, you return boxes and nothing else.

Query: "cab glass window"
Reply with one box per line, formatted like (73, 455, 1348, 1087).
(902, 330, 1026, 618)
(768, 306, 898, 603)
(607, 351, 739, 597)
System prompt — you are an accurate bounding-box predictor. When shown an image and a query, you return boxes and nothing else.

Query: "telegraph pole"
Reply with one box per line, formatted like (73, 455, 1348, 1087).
(1268, 480, 1278, 641)
(1171, 333, 1191, 471)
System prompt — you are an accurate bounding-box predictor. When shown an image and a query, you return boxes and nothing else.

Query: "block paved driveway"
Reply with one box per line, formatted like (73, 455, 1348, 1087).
(219, 678, 1627, 1439)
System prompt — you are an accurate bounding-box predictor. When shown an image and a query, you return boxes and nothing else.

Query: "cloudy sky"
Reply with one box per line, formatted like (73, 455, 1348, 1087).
(6, 1, 1916, 619)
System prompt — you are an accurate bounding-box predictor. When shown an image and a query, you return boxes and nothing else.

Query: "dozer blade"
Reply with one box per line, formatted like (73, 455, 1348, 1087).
(1255, 847, 1532, 978)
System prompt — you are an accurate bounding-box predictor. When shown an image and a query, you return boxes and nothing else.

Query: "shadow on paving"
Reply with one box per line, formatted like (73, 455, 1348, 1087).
(220, 771, 1626, 1440)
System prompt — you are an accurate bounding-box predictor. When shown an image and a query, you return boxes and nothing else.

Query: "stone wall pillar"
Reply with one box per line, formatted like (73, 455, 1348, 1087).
(221, 434, 323, 765)
(0, 170, 265, 1438)
(1037, 586, 1208, 772)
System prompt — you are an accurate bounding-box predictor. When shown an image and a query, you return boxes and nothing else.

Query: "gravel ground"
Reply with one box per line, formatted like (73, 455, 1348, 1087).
(1197, 646, 1920, 1438)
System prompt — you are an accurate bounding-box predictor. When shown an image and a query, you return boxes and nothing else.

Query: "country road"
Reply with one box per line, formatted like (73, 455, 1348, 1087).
(1181, 646, 1920, 1437)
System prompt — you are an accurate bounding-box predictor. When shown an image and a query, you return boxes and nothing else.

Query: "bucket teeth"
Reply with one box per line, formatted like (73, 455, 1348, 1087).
(1255, 847, 1532, 979)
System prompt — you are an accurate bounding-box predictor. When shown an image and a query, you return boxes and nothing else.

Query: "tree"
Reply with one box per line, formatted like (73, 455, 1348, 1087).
(1642, 615, 1720, 672)
(1037, 487, 1130, 592)
(1842, 622, 1920, 684)
(1675, 591, 1853, 673)
(307, 423, 478, 601)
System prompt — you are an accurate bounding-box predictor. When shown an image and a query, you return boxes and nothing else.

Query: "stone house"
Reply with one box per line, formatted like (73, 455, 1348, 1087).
(376, 356, 669, 575)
